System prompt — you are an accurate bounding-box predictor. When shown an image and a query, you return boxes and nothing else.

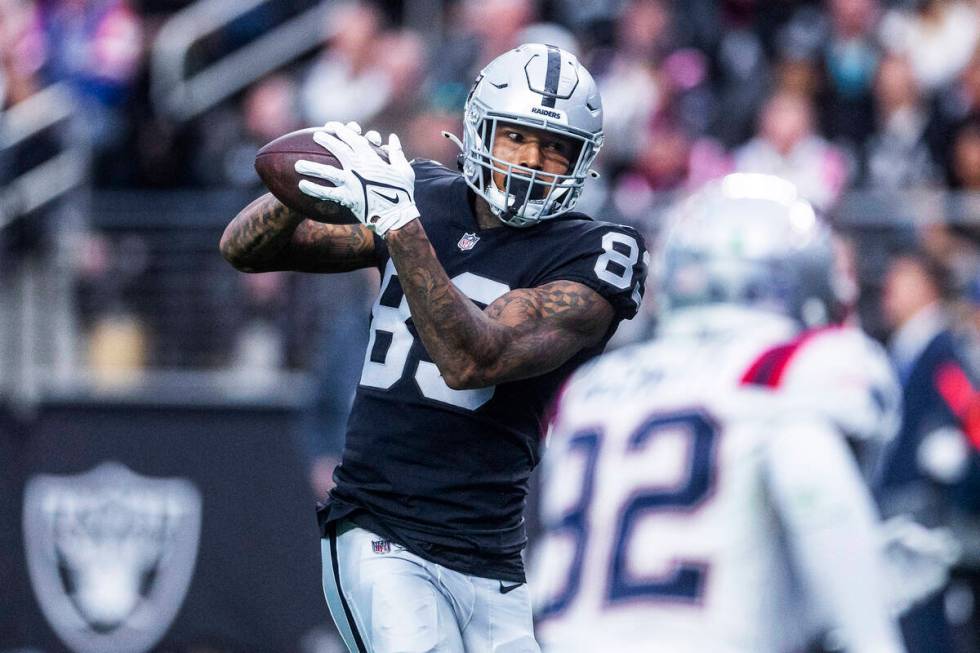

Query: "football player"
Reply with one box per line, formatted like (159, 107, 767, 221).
(532, 174, 906, 653)
(220, 44, 647, 653)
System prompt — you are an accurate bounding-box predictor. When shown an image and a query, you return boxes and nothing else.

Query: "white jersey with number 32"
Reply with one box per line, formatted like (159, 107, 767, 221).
(532, 307, 905, 653)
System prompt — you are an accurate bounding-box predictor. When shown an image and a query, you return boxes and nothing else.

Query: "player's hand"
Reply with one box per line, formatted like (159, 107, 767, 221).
(330, 121, 384, 149)
(295, 121, 418, 237)
(878, 515, 961, 615)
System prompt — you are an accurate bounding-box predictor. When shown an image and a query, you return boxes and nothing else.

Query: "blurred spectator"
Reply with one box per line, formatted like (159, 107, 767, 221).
(464, 0, 535, 64)
(770, 2, 825, 99)
(425, 0, 535, 112)
(590, 0, 673, 170)
(733, 90, 848, 208)
(383, 29, 427, 102)
(863, 55, 942, 188)
(242, 75, 302, 147)
(300, 2, 391, 126)
(592, 2, 724, 218)
(949, 117, 980, 190)
(625, 125, 691, 192)
(367, 28, 428, 133)
(876, 245, 980, 653)
(817, 0, 883, 149)
(701, 0, 773, 147)
(964, 274, 980, 375)
(0, 0, 44, 109)
(920, 210, 980, 305)
(879, 0, 980, 93)
(772, 52, 821, 99)
(933, 46, 980, 155)
(551, 0, 620, 37)
(31, 0, 143, 161)
(943, 118, 980, 268)
(299, 6, 426, 139)
(194, 74, 302, 187)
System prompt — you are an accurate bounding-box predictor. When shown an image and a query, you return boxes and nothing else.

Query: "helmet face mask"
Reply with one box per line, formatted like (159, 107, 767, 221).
(455, 44, 604, 227)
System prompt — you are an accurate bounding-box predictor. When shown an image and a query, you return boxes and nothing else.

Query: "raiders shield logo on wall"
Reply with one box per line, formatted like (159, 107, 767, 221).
(23, 462, 202, 653)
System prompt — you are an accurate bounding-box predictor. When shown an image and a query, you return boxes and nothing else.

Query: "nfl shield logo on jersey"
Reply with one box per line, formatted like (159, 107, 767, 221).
(372, 539, 391, 554)
(23, 461, 202, 653)
(457, 232, 480, 251)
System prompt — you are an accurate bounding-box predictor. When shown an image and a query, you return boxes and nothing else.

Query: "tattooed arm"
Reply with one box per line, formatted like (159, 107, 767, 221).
(219, 193, 377, 273)
(386, 220, 614, 389)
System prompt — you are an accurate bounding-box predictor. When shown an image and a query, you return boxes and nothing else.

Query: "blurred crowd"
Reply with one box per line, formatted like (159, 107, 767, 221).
(2, 0, 980, 198)
(2, 0, 979, 486)
(2, 1, 980, 650)
(2, 3, 979, 454)
(2, 0, 979, 316)
(3, 0, 980, 245)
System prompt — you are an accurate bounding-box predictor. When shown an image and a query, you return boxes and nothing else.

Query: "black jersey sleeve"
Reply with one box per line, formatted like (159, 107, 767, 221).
(533, 221, 648, 321)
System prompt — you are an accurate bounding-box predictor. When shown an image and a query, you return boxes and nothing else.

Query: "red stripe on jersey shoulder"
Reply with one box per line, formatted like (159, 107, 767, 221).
(541, 375, 575, 440)
(739, 327, 836, 389)
(935, 362, 980, 451)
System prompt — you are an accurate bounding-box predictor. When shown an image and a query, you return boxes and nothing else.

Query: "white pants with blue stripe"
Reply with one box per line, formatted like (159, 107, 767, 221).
(321, 521, 540, 653)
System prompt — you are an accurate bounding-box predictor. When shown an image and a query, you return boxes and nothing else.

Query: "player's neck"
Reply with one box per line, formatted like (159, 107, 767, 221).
(472, 195, 505, 231)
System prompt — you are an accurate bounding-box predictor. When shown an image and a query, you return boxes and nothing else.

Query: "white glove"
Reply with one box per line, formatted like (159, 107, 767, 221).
(295, 121, 419, 237)
(331, 121, 383, 148)
(879, 515, 962, 615)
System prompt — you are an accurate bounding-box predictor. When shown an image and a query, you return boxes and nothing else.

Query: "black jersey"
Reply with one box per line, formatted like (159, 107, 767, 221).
(320, 160, 647, 582)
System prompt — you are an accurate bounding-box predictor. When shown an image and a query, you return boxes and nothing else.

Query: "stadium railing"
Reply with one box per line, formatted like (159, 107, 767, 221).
(0, 83, 89, 230)
(151, 0, 336, 122)
(0, 83, 91, 406)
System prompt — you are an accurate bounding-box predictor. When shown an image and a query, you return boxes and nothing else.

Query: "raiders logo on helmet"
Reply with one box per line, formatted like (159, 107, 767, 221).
(23, 462, 202, 653)
(530, 106, 564, 120)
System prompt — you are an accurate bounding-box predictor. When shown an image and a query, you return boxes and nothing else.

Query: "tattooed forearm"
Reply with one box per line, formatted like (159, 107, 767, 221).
(386, 221, 614, 388)
(219, 193, 376, 272)
(386, 221, 487, 386)
(220, 194, 305, 271)
(474, 281, 615, 385)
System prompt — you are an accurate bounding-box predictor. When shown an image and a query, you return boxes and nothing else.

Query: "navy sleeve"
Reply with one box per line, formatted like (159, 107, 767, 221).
(534, 222, 648, 321)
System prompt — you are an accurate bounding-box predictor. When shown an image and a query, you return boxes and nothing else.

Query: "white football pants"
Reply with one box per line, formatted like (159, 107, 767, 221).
(321, 520, 540, 653)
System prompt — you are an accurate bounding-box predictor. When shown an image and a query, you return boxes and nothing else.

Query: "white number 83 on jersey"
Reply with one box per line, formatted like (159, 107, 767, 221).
(359, 260, 510, 410)
(360, 231, 645, 410)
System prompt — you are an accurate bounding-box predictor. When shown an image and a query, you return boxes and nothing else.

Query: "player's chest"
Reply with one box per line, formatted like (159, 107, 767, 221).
(417, 224, 550, 290)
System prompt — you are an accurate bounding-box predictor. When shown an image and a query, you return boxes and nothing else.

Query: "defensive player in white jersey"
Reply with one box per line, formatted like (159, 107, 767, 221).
(532, 174, 907, 653)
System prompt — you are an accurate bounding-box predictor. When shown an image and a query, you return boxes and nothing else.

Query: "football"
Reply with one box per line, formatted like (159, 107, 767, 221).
(254, 127, 388, 224)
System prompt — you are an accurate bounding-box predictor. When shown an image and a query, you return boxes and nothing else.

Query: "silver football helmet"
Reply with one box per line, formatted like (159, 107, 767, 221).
(445, 43, 603, 227)
(658, 173, 844, 327)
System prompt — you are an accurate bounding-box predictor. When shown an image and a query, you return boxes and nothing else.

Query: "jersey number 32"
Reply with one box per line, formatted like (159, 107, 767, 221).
(538, 409, 719, 618)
